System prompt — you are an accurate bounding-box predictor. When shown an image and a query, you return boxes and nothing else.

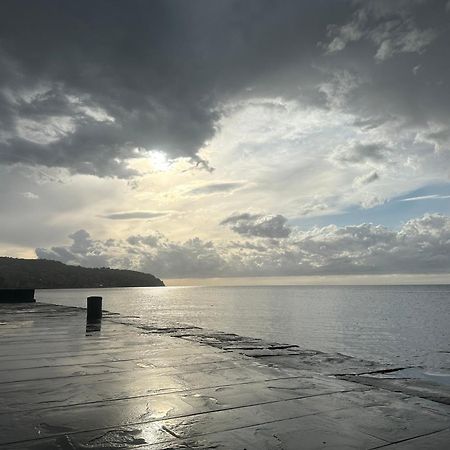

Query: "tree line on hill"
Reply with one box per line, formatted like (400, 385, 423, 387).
(0, 257, 164, 289)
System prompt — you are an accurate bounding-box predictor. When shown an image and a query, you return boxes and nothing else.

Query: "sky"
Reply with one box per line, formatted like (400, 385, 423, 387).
(0, 0, 449, 284)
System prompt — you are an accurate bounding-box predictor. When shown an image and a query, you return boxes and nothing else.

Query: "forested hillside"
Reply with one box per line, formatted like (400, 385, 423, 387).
(0, 257, 164, 288)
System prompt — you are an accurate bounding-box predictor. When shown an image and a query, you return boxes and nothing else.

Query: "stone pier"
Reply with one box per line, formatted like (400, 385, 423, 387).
(0, 302, 449, 449)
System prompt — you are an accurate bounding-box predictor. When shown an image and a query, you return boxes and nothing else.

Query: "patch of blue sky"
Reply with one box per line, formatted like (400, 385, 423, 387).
(292, 183, 450, 230)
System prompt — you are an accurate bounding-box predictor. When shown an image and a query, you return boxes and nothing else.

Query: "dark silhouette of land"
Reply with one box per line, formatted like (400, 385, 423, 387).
(0, 257, 164, 288)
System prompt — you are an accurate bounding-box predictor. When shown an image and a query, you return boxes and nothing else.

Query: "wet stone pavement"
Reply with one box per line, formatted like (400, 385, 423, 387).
(0, 303, 449, 449)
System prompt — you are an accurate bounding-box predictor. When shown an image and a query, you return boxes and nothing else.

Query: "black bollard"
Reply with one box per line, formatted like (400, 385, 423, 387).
(87, 296, 102, 322)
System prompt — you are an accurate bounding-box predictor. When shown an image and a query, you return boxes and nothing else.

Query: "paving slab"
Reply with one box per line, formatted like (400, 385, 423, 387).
(0, 302, 449, 449)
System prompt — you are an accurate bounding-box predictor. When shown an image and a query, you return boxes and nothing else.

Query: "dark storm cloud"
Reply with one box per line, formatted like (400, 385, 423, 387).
(0, 0, 349, 176)
(221, 213, 291, 238)
(0, 0, 448, 177)
(322, 1, 450, 131)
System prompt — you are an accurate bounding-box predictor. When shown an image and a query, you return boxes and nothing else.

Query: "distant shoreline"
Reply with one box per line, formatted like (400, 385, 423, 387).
(0, 257, 165, 289)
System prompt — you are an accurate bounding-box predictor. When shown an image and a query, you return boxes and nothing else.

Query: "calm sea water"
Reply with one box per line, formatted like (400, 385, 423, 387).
(36, 285, 450, 372)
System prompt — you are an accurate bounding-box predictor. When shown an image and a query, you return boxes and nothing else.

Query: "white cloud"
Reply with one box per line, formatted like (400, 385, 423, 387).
(416, 125, 450, 152)
(36, 214, 450, 278)
(16, 116, 76, 145)
(21, 191, 39, 200)
(400, 194, 450, 202)
(325, 2, 438, 61)
(66, 95, 115, 123)
(297, 199, 331, 217)
(372, 21, 437, 61)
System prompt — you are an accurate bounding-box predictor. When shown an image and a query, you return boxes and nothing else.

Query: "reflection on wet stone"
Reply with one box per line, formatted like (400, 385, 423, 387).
(80, 429, 147, 448)
(85, 320, 101, 334)
(1, 302, 450, 450)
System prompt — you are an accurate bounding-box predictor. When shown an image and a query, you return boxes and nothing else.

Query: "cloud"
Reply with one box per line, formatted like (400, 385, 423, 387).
(36, 214, 450, 278)
(418, 126, 450, 152)
(325, 1, 438, 61)
(373, 25, 436, 61)
(1, 1, 450, 274)
(0, 0, 448, 187)
(221, 213, 292, 238)
(332, 142, 390, 165)
(37, 229, 226, 278)
(21, 191, 39, 200)
(319, 0, 450, 151)
(0, 0, 346, 176)
(400, 194, 450, 202)
(187, 182, 245, 196)
(36, 229, 110, 267)
(127, 234, 163, 248)
(353, 171, 379, 187)
(298, 203, 329, 217)
(102, 211, 167, 220)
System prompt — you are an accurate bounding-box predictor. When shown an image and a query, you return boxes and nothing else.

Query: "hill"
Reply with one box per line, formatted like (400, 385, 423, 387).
(0, 257, 164, 289)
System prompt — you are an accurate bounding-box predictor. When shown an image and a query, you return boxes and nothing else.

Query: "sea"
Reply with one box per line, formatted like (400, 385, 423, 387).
(36, 284, 450, 373)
